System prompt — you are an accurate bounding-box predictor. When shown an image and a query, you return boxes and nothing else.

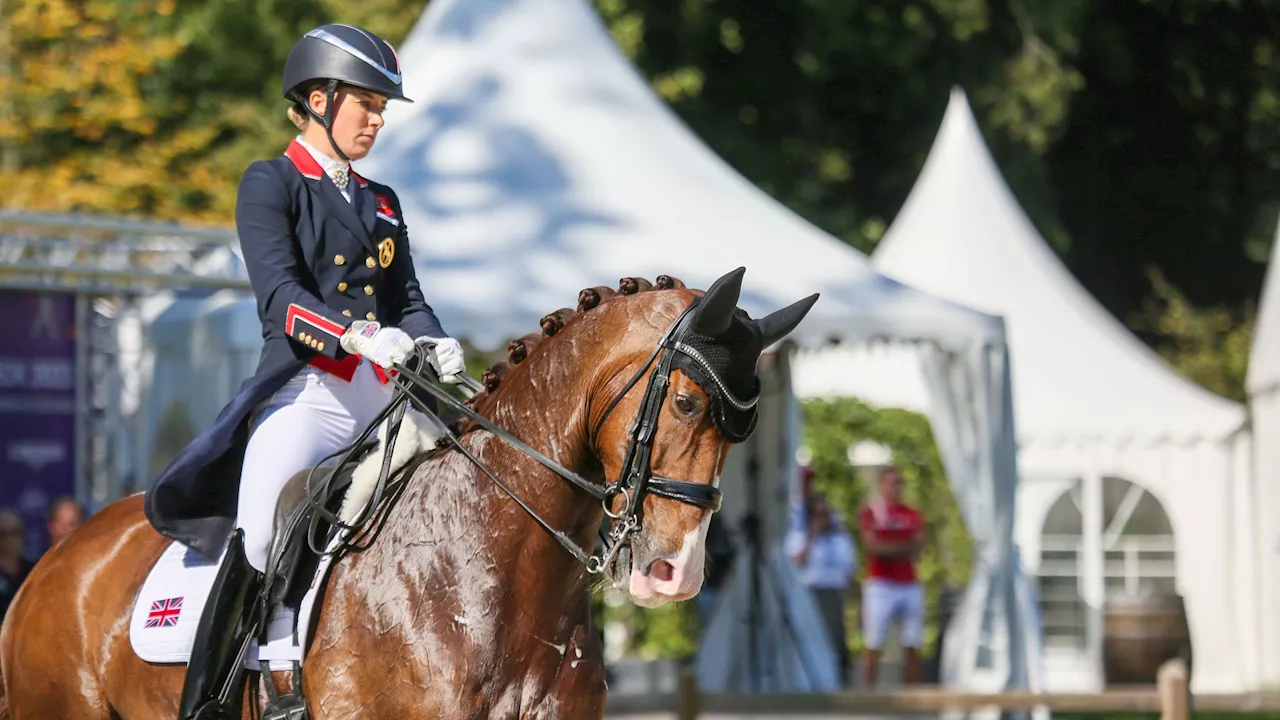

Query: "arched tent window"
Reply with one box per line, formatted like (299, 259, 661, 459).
(1037, 477, 1177, 652)
(1039, 480, 1086, 650)
(1099, 476, 1176, 597)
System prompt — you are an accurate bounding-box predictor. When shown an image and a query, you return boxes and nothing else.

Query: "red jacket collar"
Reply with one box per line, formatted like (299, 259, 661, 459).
(284, 139, 369, 187)
(285, 139, 323, 180)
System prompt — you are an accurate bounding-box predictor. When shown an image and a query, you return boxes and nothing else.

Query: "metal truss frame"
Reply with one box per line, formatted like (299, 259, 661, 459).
(0, 212, 251, 510)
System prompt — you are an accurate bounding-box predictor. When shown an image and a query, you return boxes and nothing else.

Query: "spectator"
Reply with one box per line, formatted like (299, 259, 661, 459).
(46, 496, 84, 548)
(786, 492, 858, 685)
(0, 509, 34, 623)
(859, 466, 926, 688)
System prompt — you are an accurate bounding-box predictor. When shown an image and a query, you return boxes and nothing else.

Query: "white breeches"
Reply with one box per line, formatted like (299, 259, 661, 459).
(236, 360, 394, 572)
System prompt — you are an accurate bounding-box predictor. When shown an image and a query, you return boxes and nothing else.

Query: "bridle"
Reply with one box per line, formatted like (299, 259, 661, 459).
(377, 300, 750, 574)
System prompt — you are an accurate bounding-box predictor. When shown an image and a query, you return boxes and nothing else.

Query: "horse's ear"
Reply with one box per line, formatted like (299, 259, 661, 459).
(757, 293, 819, 347)
(691, 267, 745, 336)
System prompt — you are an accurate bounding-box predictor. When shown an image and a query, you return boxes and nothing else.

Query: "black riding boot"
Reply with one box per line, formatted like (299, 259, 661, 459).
(178, 530, 263, 720)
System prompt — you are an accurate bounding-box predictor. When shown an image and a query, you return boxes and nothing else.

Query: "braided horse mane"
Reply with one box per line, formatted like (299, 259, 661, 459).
(446, 274, 693, 437)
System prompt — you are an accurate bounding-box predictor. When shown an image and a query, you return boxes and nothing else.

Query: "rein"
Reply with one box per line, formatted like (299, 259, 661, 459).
(295, 299, 733, 577)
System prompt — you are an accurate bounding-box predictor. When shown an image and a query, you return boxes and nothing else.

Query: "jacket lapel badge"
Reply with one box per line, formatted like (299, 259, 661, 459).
(373, 192, 399, 226)
(378, 237, 395, 268)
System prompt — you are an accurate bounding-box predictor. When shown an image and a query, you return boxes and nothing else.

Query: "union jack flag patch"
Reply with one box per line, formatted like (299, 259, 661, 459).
(145, 596, 183, 628)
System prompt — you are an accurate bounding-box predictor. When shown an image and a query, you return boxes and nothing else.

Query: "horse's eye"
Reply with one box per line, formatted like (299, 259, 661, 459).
(673, 394, 697, 416)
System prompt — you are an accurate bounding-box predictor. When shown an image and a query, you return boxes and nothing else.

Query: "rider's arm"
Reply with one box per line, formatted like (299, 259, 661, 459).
(858, 506, 914, 557)
(378, 187, 448, 342)
(237, 161, 352, 360)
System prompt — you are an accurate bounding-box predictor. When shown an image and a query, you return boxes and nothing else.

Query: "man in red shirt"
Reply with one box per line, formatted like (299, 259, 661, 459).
(858, 466, 925, 687)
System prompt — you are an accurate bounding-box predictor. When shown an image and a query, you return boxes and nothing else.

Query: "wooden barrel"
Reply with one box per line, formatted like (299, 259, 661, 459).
(1103, 593, 1193, 685)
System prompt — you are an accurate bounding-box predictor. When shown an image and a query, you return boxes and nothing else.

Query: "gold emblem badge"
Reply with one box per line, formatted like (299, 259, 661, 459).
(378, 238, 395, 268)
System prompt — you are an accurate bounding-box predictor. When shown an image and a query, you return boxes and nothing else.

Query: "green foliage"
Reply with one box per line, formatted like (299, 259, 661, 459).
(1131, 267, 1255, 403)
(0, 0, 427, 221)
(584, 392, 978, 662)
(801, 397, 973, 655)
(5, 0, 1273, 391)
(591, 0, 1273, 396)
(588, 0, 1089, 257)
(593, 591, 701, 660)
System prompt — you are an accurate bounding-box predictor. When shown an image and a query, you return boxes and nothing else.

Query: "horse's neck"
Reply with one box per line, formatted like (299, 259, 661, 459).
(460, 337, 606, 573)
(483, 343, 597, 478)
(341, 331, 606, 643)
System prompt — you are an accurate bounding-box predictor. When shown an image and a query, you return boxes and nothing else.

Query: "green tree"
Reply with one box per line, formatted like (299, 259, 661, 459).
(0, 0, 427, 222)
(0, 0, 190, 215)
(1132, 267, 1256, 403)
(1044, 1, 1280, 322)
(597, 0, 1276, 403)
(591, 0, 1087, 253)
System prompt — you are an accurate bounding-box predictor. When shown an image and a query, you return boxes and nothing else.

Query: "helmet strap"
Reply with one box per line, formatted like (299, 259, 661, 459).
(299, 79, 351, 164)
(321, 80, 351, 164)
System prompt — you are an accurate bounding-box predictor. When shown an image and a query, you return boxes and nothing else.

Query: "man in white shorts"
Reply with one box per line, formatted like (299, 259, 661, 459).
(858, 466, 925, 687)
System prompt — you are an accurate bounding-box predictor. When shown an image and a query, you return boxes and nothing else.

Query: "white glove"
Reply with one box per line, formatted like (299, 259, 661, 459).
(418, 336, 465, 380)
(340, 321, 415, 370)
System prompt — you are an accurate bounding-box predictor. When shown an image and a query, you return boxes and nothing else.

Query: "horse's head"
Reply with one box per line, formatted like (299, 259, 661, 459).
(593, 268, 817, 607)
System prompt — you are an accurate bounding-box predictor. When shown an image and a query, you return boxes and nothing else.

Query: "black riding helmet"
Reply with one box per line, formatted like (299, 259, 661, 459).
(282, 24, 412, 161)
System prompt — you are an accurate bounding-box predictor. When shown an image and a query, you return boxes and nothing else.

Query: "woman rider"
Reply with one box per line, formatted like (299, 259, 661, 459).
(141, 23, 465, 718)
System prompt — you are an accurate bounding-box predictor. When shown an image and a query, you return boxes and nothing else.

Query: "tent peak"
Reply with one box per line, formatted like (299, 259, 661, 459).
(870, 90, 1244, 442)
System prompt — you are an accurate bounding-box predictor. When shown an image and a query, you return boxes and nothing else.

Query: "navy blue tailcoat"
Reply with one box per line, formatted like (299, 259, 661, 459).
(143, 139, 448, 560)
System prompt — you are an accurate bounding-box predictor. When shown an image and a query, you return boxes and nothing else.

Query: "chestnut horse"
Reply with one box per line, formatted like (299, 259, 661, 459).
(0, 268, 816, 718)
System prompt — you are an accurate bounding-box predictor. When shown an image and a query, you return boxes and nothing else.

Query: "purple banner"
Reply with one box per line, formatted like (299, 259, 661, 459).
(0, 290, 76, 400)
(0, 412, 76, 559)
(0, 290, 76, 560)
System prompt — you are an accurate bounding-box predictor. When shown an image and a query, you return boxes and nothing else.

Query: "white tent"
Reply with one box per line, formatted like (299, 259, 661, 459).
(358, 0, 1042, 701)
(355, 0, 998, 352)
(1245, 217, 1280, 689)
(797, 89, 1254, 693)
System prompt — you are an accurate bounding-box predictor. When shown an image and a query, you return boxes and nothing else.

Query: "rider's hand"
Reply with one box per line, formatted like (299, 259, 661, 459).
(418, 336, 466, 380)
(340, 321, 415, 370)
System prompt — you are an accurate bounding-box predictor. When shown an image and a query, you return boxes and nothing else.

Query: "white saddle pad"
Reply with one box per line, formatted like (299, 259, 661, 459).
(130, 536, 339, 672)
(130, 409, 443, 670)
(129, 541, 226, 664)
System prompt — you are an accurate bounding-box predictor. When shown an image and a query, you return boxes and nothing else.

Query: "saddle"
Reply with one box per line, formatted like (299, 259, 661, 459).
(244, 406, 442, 718)
(264, 442, 368, 611)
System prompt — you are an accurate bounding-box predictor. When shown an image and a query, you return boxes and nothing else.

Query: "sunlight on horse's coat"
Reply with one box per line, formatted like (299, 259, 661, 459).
(0, 271, 819, 719)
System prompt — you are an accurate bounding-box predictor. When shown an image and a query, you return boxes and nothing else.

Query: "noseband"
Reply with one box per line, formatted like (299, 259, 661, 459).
(388, 301, 753, 574)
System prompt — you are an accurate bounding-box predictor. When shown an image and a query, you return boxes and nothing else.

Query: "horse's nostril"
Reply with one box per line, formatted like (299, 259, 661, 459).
(648, 560, 675, 582)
